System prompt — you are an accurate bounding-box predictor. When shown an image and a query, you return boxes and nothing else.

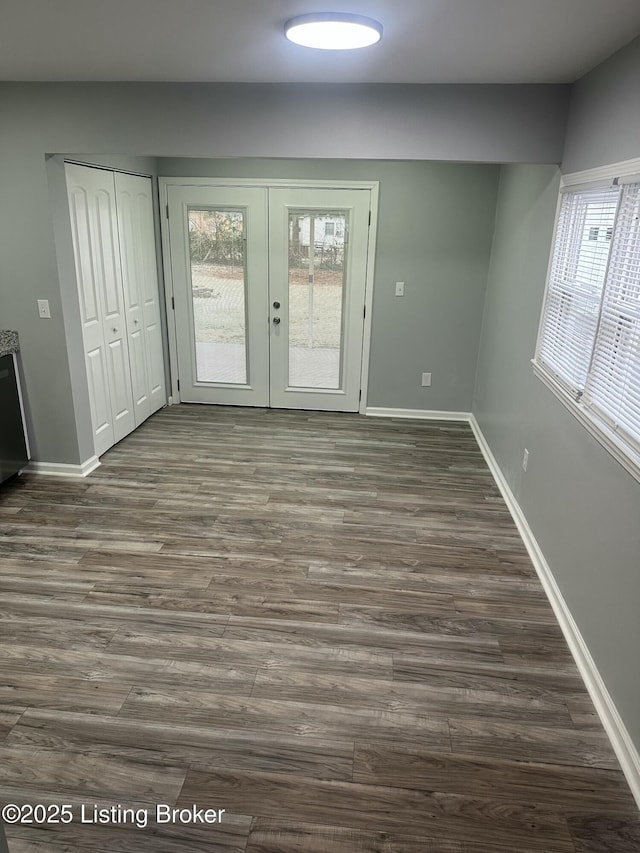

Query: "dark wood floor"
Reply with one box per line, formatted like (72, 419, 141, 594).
(0, 404, 638, 852)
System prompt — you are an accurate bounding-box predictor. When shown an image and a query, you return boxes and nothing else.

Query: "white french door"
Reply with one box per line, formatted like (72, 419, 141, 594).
(166, 183, 372, 412)
(268, 188, 370, 410)
(168, 186, 270, 406)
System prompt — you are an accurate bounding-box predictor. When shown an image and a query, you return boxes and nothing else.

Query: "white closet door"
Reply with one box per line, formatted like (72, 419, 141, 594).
(67, 170, 114, 456)
(66, 164, 136, 452)
(115, 173, 166, 424)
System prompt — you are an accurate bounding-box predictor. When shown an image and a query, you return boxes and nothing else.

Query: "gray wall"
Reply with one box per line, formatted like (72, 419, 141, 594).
(45, 155, 96, 465)
(0, 82, 563, 463)
(474, 164, 640, 753)
(159, 157, 499, 412)
(563, 35, 640, 173)
(1, 83, 570, 163)
(477, 31, 640, 754)
(474, 165, 560, 487)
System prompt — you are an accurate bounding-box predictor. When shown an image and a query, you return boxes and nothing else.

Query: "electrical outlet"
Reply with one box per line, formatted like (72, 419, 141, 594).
(421, 372, 432, 387)
(395, 281, 405, 297)
(522, 448, 529, 471)
(37, 299, 51, 319)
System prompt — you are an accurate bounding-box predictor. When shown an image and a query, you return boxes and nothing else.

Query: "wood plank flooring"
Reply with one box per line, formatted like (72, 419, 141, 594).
(0, 404, 638, 852)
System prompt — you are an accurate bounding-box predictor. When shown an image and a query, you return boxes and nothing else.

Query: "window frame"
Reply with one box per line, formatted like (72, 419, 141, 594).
(532, 157, 640, 484)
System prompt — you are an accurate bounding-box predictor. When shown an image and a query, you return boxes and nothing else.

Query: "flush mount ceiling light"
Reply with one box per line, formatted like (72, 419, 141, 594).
(284, 13, 383, 50)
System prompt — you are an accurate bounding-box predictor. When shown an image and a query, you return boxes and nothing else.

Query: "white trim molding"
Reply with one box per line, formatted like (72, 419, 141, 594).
(365, 407, 471, 421)
(560, 156, 640, 189)
(159, 177, 381, 191)
(27, 455, 101, 478)
(469, 414, 640, 809)
(358, 181, 379, 414)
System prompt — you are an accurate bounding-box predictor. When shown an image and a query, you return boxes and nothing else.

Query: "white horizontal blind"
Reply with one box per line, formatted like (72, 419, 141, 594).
(537, 186, 620, 393)
(584, 183, 640, 453)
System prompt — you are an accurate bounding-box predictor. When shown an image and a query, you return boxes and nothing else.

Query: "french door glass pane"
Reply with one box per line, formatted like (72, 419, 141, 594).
(288, 211, 347, 389)
(188, 208, 248, 384)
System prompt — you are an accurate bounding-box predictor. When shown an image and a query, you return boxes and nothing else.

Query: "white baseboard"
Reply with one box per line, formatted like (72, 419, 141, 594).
(365, 407, 471, 421)
(469, 414, 640, 809)
(27, 455, 101, 478)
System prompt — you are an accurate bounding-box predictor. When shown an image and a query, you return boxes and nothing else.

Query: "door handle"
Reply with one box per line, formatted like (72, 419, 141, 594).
(272, 317, 281, 325)
(273, 301, 281, 309)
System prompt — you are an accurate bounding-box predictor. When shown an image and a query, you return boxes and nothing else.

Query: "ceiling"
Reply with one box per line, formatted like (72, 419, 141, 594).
(1, 0, 640, 85)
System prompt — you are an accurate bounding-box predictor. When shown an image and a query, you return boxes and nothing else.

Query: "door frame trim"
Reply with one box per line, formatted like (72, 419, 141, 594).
(158, 177, 379, 413)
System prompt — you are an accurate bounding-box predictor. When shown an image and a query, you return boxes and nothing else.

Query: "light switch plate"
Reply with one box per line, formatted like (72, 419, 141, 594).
(395, 281, 405, 297)
(37, 299, 51, 319)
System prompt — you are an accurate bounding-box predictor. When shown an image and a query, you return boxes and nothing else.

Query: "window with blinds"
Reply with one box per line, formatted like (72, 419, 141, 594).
(535, 178, 640, 477)
(536, 186, 620, 393)
(583, 183, 640, 454)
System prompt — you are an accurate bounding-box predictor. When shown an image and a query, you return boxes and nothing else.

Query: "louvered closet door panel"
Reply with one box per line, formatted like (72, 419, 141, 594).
(115, 172, 166, 421)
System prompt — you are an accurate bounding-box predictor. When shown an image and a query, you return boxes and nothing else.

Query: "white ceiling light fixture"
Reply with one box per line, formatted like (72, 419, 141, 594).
(284, 13, 383, 50)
